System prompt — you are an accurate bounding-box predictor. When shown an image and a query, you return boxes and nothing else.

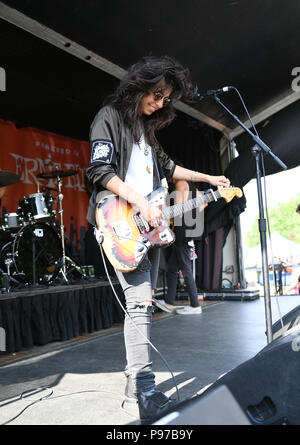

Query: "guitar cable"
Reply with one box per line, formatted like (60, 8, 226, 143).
(95, 228, 180, 403)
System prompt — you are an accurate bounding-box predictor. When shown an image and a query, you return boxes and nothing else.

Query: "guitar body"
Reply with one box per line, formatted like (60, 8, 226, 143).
(95, 187, 175, 273)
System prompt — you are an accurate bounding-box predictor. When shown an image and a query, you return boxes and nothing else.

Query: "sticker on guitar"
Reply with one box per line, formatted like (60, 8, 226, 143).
(112, 220, 133, 243)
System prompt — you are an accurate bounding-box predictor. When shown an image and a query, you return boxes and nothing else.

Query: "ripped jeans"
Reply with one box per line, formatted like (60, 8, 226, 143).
(114, 248, 160, 394)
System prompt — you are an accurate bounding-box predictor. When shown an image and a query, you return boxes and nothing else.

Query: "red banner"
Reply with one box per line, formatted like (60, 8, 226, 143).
(0, 119, 90, 253)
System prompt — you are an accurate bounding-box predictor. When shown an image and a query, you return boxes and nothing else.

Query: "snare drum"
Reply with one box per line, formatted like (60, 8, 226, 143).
(18, 192, 54, 222)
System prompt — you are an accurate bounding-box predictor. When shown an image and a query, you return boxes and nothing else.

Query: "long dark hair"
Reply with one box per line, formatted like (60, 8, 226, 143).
(107, 55, 197, 148)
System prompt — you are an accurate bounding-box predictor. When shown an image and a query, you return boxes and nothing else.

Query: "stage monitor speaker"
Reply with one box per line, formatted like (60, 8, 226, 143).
(155, 326, 300, 425)
(153, 385, 251, 425)
(272, 305, 300, 339)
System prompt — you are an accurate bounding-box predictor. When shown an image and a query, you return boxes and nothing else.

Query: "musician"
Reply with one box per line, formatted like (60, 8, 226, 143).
(86, 55, 230, 423)
(158, 178, 206, 315)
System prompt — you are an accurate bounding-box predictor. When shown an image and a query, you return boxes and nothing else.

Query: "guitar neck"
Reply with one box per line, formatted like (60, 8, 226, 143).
(162, 189, 221, 220)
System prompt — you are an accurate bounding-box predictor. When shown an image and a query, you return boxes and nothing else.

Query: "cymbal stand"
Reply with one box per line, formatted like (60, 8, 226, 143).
(57, 172, 68, 283)
(32, 228, 36, 286)
(2, 259, 12, 292)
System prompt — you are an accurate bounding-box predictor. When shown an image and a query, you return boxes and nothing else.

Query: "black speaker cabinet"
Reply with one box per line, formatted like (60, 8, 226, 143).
(272, 305, 300, 339)
(155, 326, 300, 425)
(153, 385, 250, 425)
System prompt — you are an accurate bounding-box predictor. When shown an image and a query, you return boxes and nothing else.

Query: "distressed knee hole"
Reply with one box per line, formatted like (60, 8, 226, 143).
(127, 303, 155, 314)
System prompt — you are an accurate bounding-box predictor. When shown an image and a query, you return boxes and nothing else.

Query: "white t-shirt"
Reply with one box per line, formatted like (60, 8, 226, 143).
(125, 134, 154, 197)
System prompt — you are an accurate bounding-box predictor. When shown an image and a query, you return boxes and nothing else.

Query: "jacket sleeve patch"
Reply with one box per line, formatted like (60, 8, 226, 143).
(90, 139, 116, 165)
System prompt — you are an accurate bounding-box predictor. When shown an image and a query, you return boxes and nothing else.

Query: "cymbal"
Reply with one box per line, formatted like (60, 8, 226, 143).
(37, 170, 78, 179)
(0, 171, 20, 187)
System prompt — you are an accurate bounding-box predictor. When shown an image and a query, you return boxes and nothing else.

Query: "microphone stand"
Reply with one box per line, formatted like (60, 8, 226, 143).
(213, 94, 287, 344)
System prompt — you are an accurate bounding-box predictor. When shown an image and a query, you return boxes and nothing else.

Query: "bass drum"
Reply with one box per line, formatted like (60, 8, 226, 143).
(0, 222, 62, 285)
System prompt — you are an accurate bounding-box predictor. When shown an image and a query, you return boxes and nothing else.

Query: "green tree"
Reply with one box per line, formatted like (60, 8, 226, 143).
(245, 193, 300, 247)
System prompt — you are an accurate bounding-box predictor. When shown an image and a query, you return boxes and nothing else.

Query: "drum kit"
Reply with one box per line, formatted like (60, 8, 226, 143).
(0, 168, 86, 291)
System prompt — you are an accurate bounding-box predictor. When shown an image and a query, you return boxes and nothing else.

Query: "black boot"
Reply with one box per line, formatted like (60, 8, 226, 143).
(138, 389, 174, 424)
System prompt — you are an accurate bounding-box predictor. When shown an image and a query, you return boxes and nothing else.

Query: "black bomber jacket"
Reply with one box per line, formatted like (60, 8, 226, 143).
(86, 105, 176, 225)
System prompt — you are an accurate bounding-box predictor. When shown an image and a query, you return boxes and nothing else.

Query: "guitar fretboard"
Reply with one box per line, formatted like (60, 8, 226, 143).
(162, 189, 221, 220)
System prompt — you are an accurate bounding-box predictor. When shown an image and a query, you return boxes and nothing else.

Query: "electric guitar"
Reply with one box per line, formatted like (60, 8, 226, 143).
(95, 186, 243, 272)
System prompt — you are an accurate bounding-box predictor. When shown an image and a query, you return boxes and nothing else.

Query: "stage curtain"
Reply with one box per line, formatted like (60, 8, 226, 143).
(194, 227, 224, 291)
(0, 283, 125, 354)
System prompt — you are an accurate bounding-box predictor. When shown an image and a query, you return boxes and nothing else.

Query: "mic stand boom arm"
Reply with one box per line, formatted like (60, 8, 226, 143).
(213, 94, 287, 344)
(213, 95, 287, 169)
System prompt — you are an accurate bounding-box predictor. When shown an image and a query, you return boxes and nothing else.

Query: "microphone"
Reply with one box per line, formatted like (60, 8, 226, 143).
(195, 86, 232, 100)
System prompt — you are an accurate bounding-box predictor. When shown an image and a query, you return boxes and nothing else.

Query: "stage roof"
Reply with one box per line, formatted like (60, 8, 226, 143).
(1, 0, 300, 143)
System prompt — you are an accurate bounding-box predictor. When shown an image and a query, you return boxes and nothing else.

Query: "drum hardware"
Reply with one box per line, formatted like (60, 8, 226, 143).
(63, 255, 87, 281)
(0, 272, 10, 293)
(57, 170, 69, 282)
(0, 255, 20, 293)
(4, 256, 13, 277)
(3, 257, 13, 292)
(31, 227, 38, 286)
(37, 168, 78, 283)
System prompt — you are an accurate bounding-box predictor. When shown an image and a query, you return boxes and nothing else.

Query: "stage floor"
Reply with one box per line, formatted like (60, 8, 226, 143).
(0, 294, 299, 425)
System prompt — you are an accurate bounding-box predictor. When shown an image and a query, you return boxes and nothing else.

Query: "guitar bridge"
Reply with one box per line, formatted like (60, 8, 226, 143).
(133, 214, 150, 233)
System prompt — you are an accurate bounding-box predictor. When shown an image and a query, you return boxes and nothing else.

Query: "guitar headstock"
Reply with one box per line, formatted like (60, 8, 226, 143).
(218, 186, 243, 203)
